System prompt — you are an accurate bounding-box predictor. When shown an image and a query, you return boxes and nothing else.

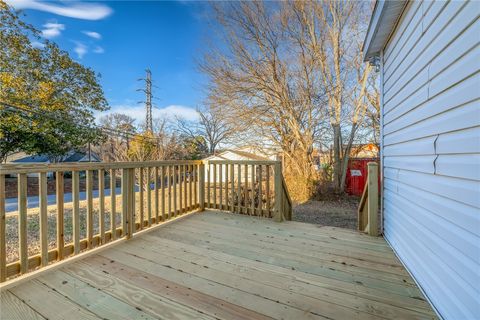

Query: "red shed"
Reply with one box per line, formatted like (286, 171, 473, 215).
(345, 158, 379, 196)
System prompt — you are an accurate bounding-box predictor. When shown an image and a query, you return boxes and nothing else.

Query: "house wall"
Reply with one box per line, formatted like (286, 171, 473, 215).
(205, 152, 257, 183)
(381, 1, 480, 319)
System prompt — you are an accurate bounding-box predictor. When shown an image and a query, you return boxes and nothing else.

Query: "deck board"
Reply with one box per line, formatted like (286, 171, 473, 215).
(0, 210, 437, 319)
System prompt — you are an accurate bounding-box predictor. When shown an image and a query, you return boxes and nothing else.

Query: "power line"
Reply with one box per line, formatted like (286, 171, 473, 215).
(0, 101, 168, 145)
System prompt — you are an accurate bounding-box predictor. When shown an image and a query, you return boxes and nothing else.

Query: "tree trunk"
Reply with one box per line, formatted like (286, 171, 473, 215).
(339, 122, 358, 191)
(332, 123, 342, 192)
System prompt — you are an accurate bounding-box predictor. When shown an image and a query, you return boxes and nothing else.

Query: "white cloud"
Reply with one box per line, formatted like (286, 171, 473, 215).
(6, 0, 112, 20)
(93, 46, 104, 54)
(82, 31, 102, 40)
(31, 41, 45, 49)
(73, 41, 87, 59)
(41, 22, 65, 39)
(96, 104, 199, 125)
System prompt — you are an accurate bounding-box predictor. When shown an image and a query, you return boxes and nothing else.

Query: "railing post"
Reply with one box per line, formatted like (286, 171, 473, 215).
(0, 174, 6, 282)
(199, 162, 205, 211)
(128, 168, 135, 238)
(367, 162, 379, 236)
(121, 168, 128, 238)
(274, 161, 283, 222)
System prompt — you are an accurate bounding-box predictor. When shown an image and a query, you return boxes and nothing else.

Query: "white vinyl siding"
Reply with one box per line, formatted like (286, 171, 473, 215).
(381, 1, 480, 319)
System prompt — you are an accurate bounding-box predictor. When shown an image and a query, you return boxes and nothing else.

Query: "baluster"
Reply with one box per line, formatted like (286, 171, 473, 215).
(168, 166, 172, 218)
(154, 167, 159, 224)
(86, 170, 94, 247)
(0, 174, 6, 281)
(244, 164, 248, 214)
(161, 166, 166, 221)
(56, 171, 64, 259)
(146, 167, 152, 227)
(128, 168, 135, 238)
(139, 167, 144, 230)
(219, 164, 223, 210)
(199, 163, 205, 211)
(173, 166, 177, 216)
(121, 168, 128, 238)
(230, 164, 234, 213)
(72, 171, 80, 253)
(188, 165, 193, 210)
(274, 162, 282, 222)
(266, 165, 271, 217)
(194, 164, 198, 208)
(213, 164, 217, 209)
(18, 173, 27, 274)
(110, 169, 116, 240)
(258, 165, 263, 216)
(39, 172, 48, 265)
(99, 169, 105, 243)
(251, 164, 255, 215)
(130, 168, 135, 234)
(179, 165, 183, 213)
(237, 165, 241, 214)
(225, 164, 229, 210)
(207, 163, 210, 208)
(184, 164, 188, 212)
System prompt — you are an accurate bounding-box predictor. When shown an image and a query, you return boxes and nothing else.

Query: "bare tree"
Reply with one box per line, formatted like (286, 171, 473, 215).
(95, 113, 136, 162)
(201, 1, 327, 200)
(200, 1, 376, 199)
(176, 106, 235, 155)
(283, 0, 373, 192)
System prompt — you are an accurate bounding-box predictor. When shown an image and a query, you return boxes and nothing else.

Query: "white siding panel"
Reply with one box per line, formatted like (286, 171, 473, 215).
(384, 155, 435, 174)
(384, 100, 480, 146)
(383, 136, 436, 156)
(384, 190, 480, 281)
(435, 154, 480, 181)
(429, 46, 480, 98)
(384, 166, 480, 212)
(384, 213, 480, 320)
(385, 16, 480, 105)
(384, 72, 480, 130)
(383, 178, 480, 236)
(436, 126, 480, 154)
(422, 0, 448, 32)
(384, 0, 467, 85)
(385, 7, 478, 106)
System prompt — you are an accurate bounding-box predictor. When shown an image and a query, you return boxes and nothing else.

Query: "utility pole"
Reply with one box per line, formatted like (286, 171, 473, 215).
(138, 69, 153, 132)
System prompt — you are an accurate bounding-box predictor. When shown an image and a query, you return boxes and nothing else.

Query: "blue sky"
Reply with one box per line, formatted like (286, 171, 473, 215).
(6, 0, 216, 124)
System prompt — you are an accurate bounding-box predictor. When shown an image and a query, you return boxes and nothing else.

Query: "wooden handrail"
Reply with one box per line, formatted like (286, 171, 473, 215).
(357, 162, 379, 236)
(0, 159, 293, 283)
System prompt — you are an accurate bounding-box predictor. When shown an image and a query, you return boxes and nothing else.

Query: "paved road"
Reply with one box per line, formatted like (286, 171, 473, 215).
(6, 186, 141, 214)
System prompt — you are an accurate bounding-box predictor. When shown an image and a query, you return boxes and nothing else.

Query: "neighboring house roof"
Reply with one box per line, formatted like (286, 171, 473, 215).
(12, 154, 50, 163)
(204, 149, 270, 161)
(363, 0, 407, 61)
(11, 151, 101, 163)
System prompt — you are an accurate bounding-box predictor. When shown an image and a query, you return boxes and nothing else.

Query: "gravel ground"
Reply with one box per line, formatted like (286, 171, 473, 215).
(292, 196, 360, 230)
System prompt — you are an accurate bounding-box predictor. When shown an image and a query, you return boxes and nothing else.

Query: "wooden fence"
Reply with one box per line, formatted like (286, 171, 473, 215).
(0, 160, 291, 283)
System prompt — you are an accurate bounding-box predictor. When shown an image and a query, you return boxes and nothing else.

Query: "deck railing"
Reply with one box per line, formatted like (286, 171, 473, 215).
(204, 160, 291, 222)
(358, 162, 379, 236)
(0, 159, 291, 283)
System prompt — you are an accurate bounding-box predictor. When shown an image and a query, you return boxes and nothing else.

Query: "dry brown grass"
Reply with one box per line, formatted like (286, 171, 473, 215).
(5, 187, 196, 264)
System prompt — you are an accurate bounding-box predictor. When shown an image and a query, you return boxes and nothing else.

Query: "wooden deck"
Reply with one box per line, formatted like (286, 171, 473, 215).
(0, 210, 436, 320)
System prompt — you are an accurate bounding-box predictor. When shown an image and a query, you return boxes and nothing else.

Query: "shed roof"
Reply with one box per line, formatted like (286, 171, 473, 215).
(362, 0, 407, 62)
(203, 149, 270, 161)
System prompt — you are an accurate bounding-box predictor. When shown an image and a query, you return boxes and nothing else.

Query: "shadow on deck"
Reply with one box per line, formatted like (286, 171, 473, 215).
(0, 210, 436, 319)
